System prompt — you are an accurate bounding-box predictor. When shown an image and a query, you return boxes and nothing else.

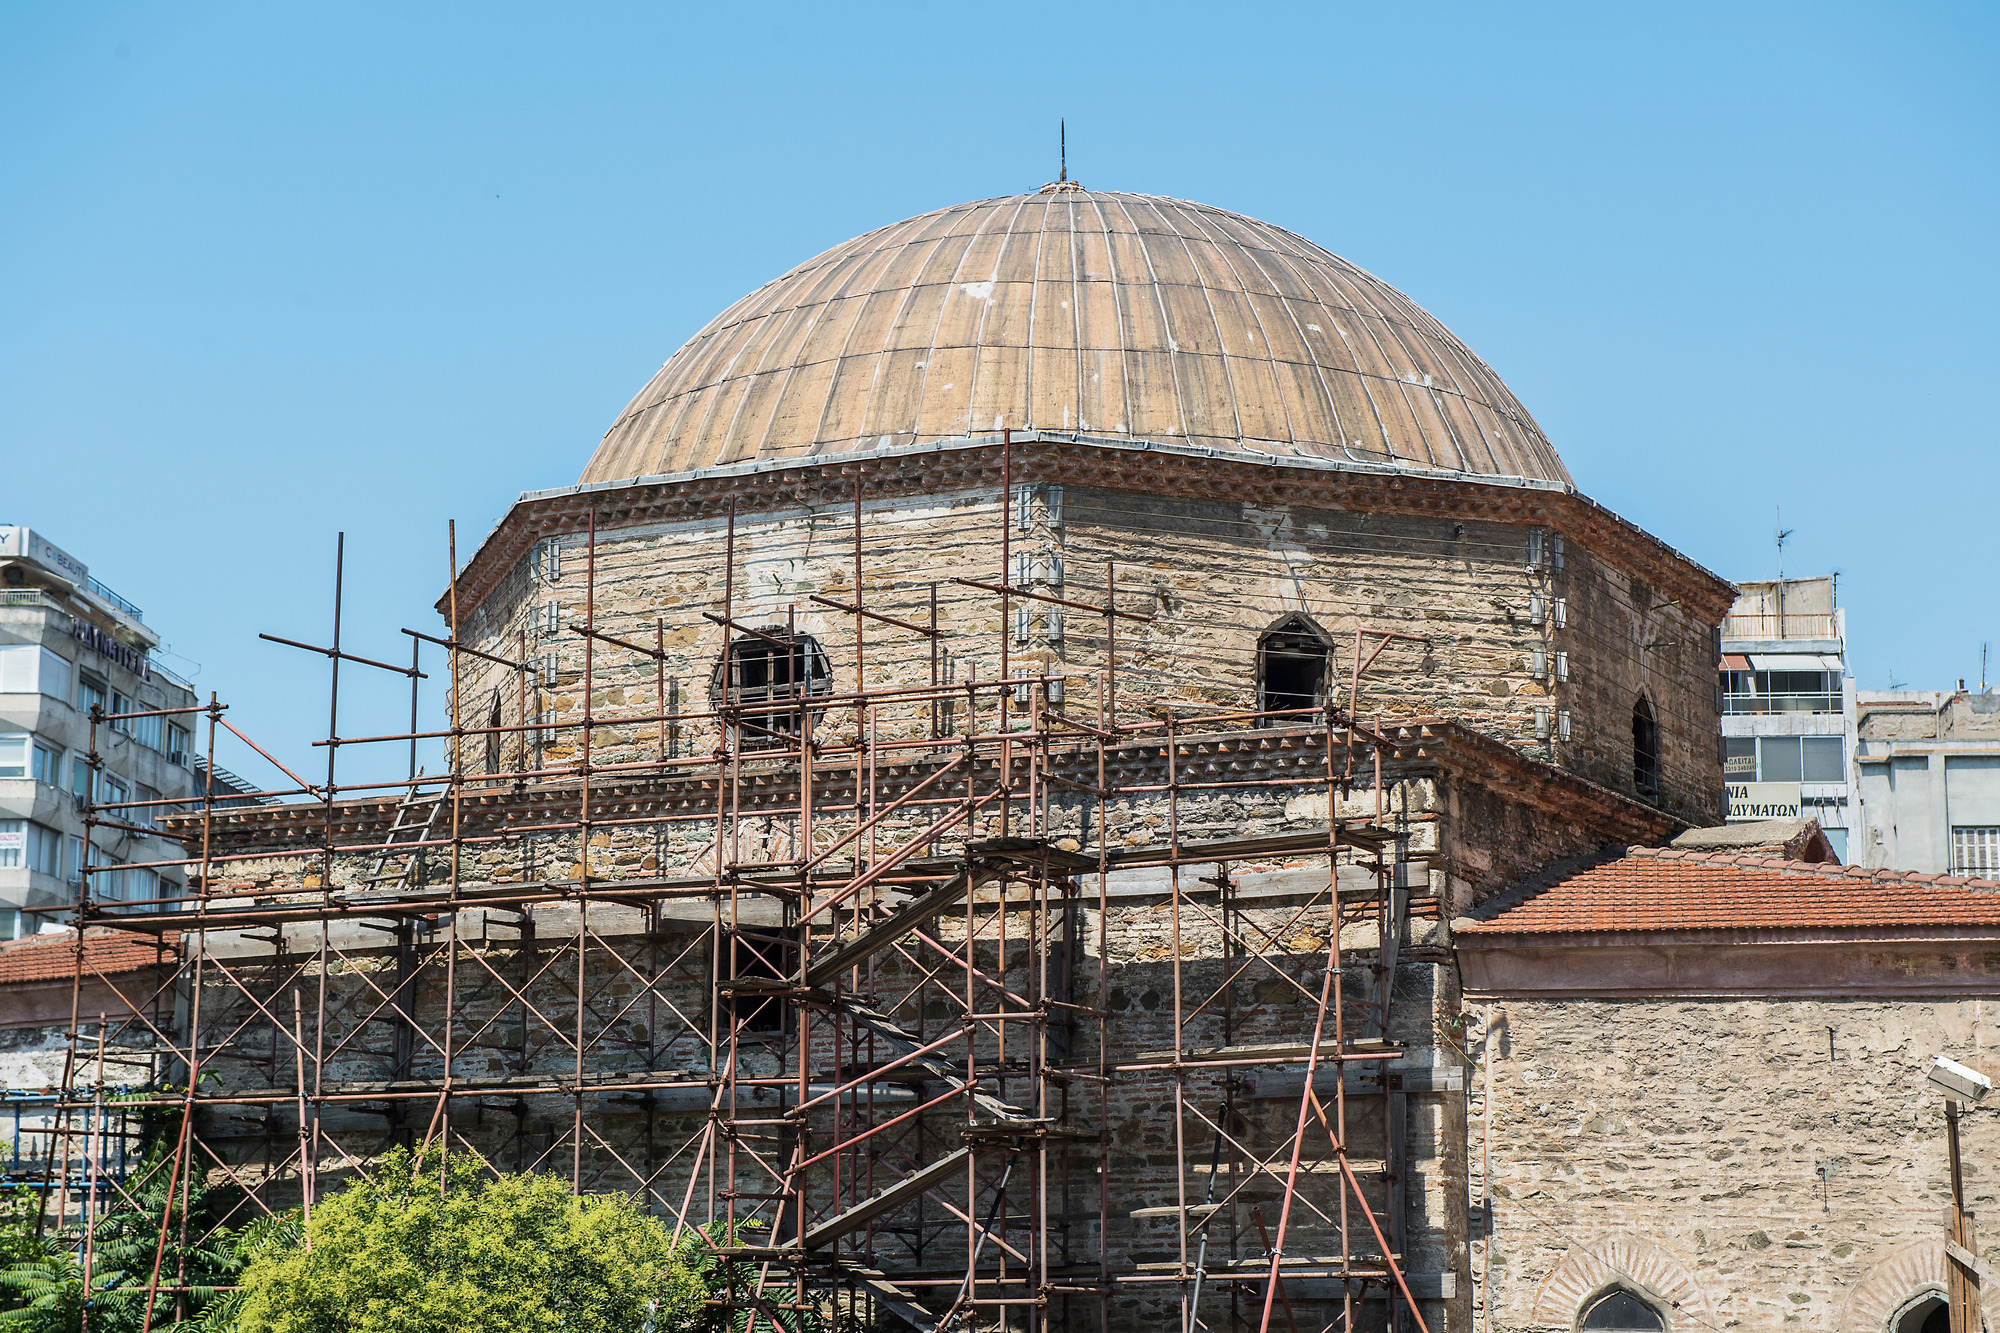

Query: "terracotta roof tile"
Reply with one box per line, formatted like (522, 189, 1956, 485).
(1460, 848, 2000, 935)
(0, 930, 171, 986)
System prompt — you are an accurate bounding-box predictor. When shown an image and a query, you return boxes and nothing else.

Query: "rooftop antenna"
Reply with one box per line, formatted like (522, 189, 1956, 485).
(1059, 120, 1067, 183)
(1983, 641, 1989, 692)
(1775, 506, 1795, 633)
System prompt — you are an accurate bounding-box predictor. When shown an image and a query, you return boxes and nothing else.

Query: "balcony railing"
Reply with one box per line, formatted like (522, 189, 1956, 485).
(1723, 691, 1843, 715)
(1722, 613, 1837, 641)
(85, 577, 143, 623)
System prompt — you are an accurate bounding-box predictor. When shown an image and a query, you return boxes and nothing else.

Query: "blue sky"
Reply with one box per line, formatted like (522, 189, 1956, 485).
(4, 2, 1995, 787)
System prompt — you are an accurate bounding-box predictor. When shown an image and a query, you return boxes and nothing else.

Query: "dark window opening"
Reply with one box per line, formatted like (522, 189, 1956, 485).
(1633, 696, 1659, 797)
(711, 630, 832, 747)
(1580, 1286, 1666, 1333)
(1892, 1296, 1948, 1333)
(728, 932, 796, 1033)
(484, 689, 503, 775)
(1258, 615, 1332, 725)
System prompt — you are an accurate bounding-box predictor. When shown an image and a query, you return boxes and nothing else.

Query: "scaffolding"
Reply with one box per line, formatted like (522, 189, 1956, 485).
(49, 443, 1441, 1333)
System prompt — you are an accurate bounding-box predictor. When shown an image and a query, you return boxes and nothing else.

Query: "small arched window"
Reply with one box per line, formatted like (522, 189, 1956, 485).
(1580, 1285, 1667, 1333)
(1258, 615, 1333, 725)
(1890, 1293, 1948, 1333)
(711, 629, 832, 746)
(1632, 696, 1659, 797)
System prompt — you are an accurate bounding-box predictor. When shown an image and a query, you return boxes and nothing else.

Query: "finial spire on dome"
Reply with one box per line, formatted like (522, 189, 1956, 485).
(1039, 121, 1084, 194)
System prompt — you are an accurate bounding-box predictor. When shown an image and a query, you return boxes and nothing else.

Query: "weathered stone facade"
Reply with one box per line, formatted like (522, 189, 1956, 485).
(151, 721, 1681, 1333)
(450, 439, 1732, 829)
(1469, 991, 1999, 1332)
(1458, 852, 2000, 1333)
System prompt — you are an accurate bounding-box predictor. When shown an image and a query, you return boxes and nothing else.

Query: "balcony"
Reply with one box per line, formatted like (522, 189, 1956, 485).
(1722, 613, 1836, 641)
(1724, 691, 1842, 715)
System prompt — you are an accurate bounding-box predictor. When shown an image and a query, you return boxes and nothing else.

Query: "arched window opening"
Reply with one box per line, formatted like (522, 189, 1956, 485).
(1258, 615, 1333, 725)
(711, 629, 832, 747)
(1632, 696, 1659, 797)
(1580, 1285, 1667, 1333)
(483, 688, 503, 776)
(1890, 1293, 1949, 1333)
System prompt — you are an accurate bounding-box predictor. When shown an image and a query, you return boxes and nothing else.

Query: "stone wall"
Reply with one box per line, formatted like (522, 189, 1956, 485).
(1475, 991, 2000, 1332)
(449, 482, 1722, 826)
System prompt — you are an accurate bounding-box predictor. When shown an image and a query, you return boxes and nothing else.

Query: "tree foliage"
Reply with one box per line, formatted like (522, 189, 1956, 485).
(229, 1147, 685, 1333)
(0, 1150, 239, 1332)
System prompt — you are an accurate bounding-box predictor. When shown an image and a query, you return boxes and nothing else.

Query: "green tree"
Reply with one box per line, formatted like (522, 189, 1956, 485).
(0, 1151, 240, 1332)
(230, 1148, 683, 1333)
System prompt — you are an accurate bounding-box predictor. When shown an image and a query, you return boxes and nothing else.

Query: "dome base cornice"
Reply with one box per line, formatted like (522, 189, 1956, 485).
(446, 432, 1733, 623)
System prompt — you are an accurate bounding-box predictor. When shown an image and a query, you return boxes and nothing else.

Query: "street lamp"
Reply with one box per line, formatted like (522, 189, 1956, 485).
(1929, 1056, 1991, 1333)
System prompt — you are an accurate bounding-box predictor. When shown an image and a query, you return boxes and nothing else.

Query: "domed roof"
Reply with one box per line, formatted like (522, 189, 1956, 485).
(581, 187, 1570, 487)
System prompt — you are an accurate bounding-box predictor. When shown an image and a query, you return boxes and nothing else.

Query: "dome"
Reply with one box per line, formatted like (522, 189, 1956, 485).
(581, 187, 1570, 487)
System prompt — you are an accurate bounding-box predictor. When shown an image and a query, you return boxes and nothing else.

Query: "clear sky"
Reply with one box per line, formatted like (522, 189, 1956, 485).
(4, 2, 1995, 788)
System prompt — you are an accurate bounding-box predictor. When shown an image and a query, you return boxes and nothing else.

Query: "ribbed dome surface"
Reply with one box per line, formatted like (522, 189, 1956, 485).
(582, 189, 1569, 486)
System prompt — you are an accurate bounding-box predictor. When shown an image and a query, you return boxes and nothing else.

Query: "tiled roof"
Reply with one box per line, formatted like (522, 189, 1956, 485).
(0, 930, 170, 986)
(1460, 847, 2000, 935)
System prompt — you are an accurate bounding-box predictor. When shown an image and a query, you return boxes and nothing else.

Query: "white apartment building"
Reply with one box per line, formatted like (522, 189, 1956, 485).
(0, 527, 199, 937)
(1852, 687, 2000, 876)
(1719, 575, 1857, 860)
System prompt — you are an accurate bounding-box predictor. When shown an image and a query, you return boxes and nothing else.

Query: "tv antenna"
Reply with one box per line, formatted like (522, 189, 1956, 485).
(1775, 506, 1795, 583)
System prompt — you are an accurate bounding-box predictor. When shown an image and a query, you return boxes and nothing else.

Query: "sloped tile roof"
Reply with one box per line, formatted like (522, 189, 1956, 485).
(1460, 847, 2000, 935)
(0, 929, 170, 986)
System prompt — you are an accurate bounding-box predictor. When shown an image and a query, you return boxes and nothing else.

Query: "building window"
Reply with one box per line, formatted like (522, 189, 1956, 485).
(110, 692, 133, 734)
(1257, 615, 1332, 724)
(0, 735, 28, 779)
(130, 711, 162, 751)
(1724, 736, 1756, 780)
(70, 757, 92, 810)
(1890, 1293, 1948, 1333)
(0, 645, 71, 699)
(1579, 1285, 1667, 1333)
(728, 933, 795, 1033)
(0, 821, 62, 878)
(1632, 697, 1659, 796)
(1720, 669, 1841, 715)
(711, 630, 832, 744)
(1954, 828, 2000, 876)
(167, 722, 192, 767)
(1750, 735, 1845, 784)
(484, 689, 504, 776)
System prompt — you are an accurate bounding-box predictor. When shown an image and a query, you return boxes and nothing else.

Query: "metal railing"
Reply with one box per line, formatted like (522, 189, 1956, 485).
(1722, 612, 1836, 641)
(1723, 690, 1843, 715)
(85, 577, 143, 622)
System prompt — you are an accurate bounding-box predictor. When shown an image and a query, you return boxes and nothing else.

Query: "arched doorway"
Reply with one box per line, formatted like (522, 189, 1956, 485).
(1580, 1285, 1668, 1333)
(1890, 1293, 1949, 1333)
(1576, 1280, 1672, 1328)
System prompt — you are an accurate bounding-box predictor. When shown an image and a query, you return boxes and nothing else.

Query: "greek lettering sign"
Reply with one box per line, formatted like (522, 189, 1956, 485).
(1728, 782, 1801, 822)
(71, 617, 150, 680)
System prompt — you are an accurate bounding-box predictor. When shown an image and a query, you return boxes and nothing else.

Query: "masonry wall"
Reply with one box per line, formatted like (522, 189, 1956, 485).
(452, 482, 1722, 825)
(1475, 990, 2000, 1333)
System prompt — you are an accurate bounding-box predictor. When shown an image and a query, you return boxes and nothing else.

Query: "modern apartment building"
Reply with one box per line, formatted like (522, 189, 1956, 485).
(1719, 575, 1857, 859)
(1852, 686, 2000, 875)
(0, 527, 198, 937)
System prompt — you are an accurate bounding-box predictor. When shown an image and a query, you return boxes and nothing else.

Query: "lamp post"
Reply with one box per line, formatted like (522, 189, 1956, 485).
(1927, 1056, 1991, 1333)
